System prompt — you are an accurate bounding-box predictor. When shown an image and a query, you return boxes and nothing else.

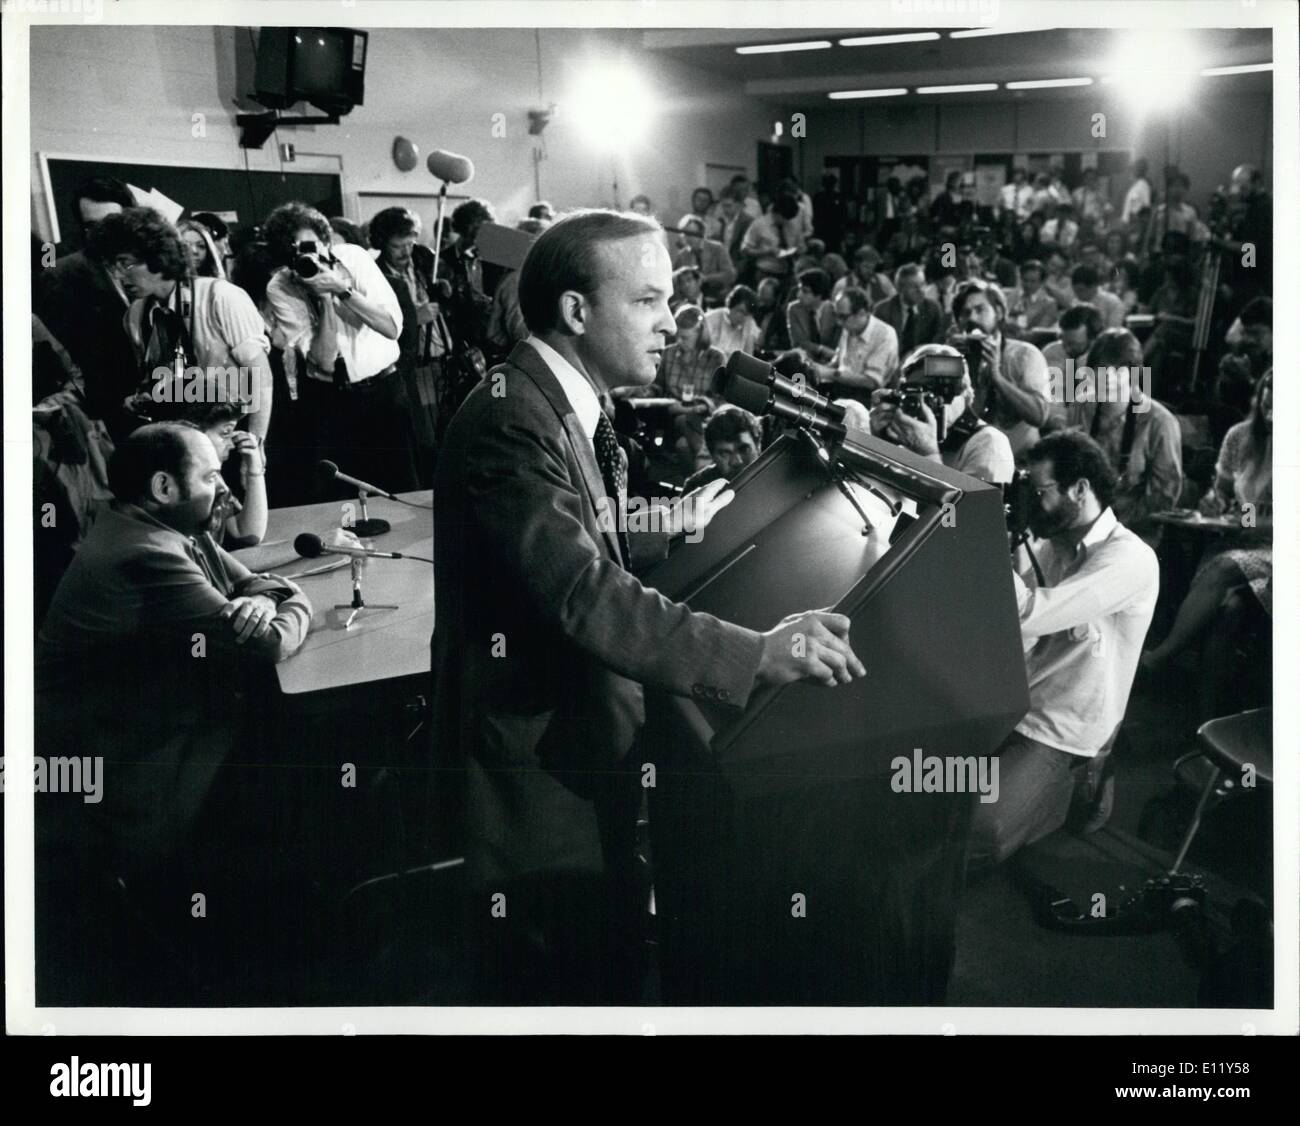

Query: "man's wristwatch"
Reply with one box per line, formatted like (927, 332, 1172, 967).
(339, 285, 355, 302)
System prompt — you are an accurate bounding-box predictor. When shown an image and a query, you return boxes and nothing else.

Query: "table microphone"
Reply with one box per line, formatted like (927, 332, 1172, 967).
(293, 532, 432, 564)
(316, 459, 395, 536)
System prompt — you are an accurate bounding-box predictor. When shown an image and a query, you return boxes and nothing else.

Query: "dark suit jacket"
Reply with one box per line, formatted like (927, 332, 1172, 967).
(36, 251, 138, 436)
(432, 340, 764, 888)
(872, 294, 947, 357)
(785, 299, 840, 359)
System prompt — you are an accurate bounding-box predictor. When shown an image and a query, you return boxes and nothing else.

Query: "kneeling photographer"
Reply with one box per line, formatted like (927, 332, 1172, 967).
(864, 343, 1014, 486)
(969, 431, 1159, 870)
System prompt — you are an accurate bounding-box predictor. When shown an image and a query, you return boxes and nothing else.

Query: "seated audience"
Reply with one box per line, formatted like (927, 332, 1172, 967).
(671, 264, 705, 312)
(866, 343, 1014, 485)
(948, 278, 1053, 461)
(833, 245, 897, 306)
(969, 432, 1159, 867)
(1107, 255, 1142, 316)
(1040, 202, 1079, 250)
(682, 404, 763, 492)
(716, 187, 755, 283)
(704, 285, 762, 359)
(1141, 370, 1271, 674)
(1042, 250, 1074, 310)
(684, 185, 722, 240)
(36, 422, 313, 867)
(672, 215, 735, 305)
(804, 286, 899, 400)
(1041, 301, 1103, 376)
(785, 267, 839, 364)
(263, 200, 418, 497)
(654, 304, 727, 468)
(91, 208, 273, 443)
(752, 275, 791, 354)
(1006, 259, 1061, 334)
(873, 263, 946, 354)
(1065, 328, 1183, 546)
(796, 236, 848, 282)
(1070, 264, 1126, 330)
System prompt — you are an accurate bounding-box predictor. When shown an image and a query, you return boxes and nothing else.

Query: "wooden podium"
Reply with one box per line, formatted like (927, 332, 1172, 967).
(641, 427, 1030, 1004)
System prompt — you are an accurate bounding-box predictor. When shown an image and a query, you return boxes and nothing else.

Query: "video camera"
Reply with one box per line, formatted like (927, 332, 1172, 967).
(1003, 469, 1036, 538)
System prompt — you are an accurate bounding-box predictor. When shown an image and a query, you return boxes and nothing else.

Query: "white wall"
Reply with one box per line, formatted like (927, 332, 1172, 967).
(29, 24, 783, 238)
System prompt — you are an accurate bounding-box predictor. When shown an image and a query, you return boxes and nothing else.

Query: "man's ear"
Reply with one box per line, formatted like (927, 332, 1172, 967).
(148, 470, 174, 505)
(557, 290, 587, 336)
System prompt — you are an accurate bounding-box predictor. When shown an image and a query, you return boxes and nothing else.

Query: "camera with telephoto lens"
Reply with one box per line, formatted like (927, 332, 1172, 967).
(291, 239, 332, 279)
(1003, 468, 1036, 537)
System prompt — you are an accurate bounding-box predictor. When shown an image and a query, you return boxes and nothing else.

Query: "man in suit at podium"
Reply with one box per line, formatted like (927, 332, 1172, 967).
(432, 208, 865, 1003)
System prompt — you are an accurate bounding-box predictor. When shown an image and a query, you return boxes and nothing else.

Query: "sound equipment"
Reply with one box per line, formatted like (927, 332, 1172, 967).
(641, 424, 1030, 1003)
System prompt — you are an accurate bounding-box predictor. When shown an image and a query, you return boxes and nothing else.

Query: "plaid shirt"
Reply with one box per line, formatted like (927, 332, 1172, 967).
(655, 343, 727, 400)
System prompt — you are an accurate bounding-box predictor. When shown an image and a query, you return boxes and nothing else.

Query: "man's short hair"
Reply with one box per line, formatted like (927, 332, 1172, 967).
(726, 284, 758, 312)
(1059, 303, 1103, 339)
(1240, 296, 1272, 328)
(528, 201, 555, 220)
(894, 262, 925, 288)
(107, 421, 202, 503)
(679, 215, 706, 237)
(837, 286, 871, 315)
(263, 201, 333, 266)
(1088, 327, 1144, 371)
(451, 198, 496, 236)
(797, 268, 832, 299)
(704, 404, 760, 450)
(1027, 430, 1118, 509)
(672, 264, 702, 286)
(518, 208, 663, 335)
(951, 278, 1007, 321)
(1070, 264, 1100, 289)
(74, 175, 136, 212)
(1020, 258, 1045, 281)
(772, 193, 800, 221)
(805, 237, 826, 256)
(86, 208, 188, 281)
(368, 207, 421, 249)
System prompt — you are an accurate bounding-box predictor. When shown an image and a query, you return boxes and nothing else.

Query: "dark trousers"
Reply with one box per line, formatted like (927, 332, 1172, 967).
(298, 370, 421, 503)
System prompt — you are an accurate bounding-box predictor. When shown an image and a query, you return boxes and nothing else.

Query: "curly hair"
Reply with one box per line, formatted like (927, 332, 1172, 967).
(85, 207, 189, 281)
(1027, 430, 1119, 510)
(451, 198, 496, 237)
(262, 201, 333, 267)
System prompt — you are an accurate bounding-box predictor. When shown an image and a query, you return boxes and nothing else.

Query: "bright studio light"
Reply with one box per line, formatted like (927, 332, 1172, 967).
(1101, 31, 1202, 113)
(569, 62, 655, 151)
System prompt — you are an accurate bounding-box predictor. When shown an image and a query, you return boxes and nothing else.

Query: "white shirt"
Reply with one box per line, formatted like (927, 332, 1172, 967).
(525, 335, 602, 443)
(1000, 182, 1034, 220)
(944, 424, 1014, 486)
(1012, 507, 1158, 756)
(265, 242, 402, 384)
(830, 315, 899, 389)
(704, 307, 761, 359)
(1122, 177, 1151, 225)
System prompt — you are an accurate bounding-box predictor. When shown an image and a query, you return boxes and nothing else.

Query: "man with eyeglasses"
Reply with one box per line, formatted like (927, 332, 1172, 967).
(804, 286, 899, 403)
(968, 431, 1158, 867)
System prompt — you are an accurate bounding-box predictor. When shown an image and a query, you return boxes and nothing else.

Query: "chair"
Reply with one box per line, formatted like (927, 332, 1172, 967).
(1170, 708, 1272, 874)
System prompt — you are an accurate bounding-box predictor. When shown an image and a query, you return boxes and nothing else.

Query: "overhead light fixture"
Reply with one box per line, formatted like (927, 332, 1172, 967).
(569, 61, 655, 151)
(1200, 62, 1273, 76)
(916, 83, 999, 94)
(949, 28, 1052, 39)
(1102, 30, 1201, 113)
(828, 88, 910, 99)
(1006, 77, 1094, 90)
(838, 32, 941, 47)
(736, 40, 832, 55)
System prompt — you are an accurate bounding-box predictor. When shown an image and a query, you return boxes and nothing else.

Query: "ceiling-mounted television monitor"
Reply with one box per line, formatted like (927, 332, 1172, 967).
(253, 27, 368, 114)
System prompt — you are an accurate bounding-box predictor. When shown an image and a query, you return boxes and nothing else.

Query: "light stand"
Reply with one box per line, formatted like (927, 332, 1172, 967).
(334, 557, 399, 630)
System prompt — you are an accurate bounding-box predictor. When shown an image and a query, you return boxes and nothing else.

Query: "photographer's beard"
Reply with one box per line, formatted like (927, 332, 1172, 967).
(1028, 493, 1081, 540)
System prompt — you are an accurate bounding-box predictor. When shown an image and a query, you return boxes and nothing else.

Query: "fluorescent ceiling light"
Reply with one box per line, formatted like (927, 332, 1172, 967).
(1006, 77, 1094, 90)
(838, 32, 941, 47)
(949, 28, 1052, 39)
(916, 83, 999, 94)
(736, 40, 832, 55)
(828, 88, 910, 99)
(1200, 62, 1273, 76)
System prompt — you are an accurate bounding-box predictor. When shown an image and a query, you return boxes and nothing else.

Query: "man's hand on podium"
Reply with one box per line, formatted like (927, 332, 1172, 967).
(664, 476, 735, 540)
(756, 611, 865, 688)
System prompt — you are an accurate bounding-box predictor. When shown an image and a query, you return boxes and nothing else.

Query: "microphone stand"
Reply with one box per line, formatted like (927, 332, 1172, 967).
(334, 556, 399, 630)
(797, 427, 875, 536)
(349, 487, 391, 538)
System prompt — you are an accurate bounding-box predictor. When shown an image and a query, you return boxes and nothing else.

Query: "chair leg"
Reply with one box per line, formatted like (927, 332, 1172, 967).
(1170, 762, 1221, 875)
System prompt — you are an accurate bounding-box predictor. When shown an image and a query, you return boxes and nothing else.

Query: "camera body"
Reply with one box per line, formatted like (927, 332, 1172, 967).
(881, 348, 968, 442)
(1003, 469, 1036, 536)
(291, 239, 333, 280)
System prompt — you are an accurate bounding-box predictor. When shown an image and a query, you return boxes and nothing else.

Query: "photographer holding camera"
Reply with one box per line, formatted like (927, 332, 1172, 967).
(866, 343, 1014, 485)
(948, 278, 1057, 462)
(968, 431, 1158, 868)
(263, 201, 419, 497)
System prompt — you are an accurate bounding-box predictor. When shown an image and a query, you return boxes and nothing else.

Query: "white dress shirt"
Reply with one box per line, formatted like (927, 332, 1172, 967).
(829, 315, 899, 390)
(1122, 177, 1151, 225)
(1012, 507, 1158, 756)
(525, 335, 602, 443)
